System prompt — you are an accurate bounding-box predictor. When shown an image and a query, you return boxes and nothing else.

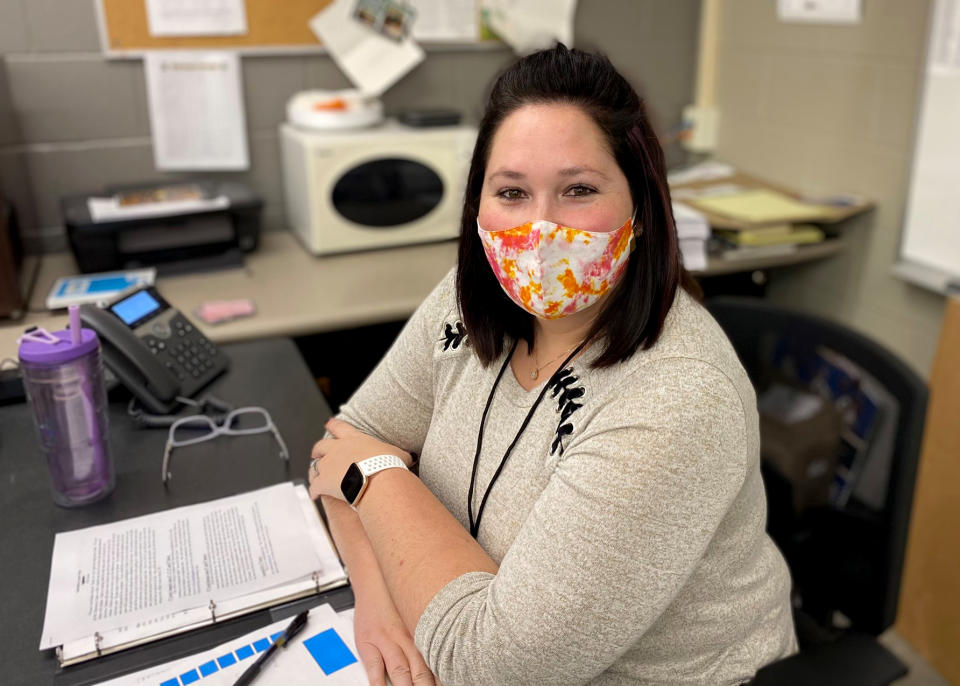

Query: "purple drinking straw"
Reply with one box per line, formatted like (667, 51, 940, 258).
(69, 306, 82, 344)
(69, 305, 106, 474)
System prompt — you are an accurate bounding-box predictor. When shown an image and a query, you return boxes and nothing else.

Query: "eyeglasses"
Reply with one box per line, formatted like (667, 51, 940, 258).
(162, 407, 289, 484)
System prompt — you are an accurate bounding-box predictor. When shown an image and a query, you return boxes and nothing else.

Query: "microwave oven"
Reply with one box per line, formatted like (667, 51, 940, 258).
(280, 121, 477, 255)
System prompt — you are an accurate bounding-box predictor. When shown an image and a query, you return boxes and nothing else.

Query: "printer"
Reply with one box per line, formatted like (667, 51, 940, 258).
(62, 180, 262, 274)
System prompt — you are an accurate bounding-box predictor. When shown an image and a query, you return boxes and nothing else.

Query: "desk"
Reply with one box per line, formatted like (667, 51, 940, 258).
(0, 231, 460, 360)
(2, 222, 863, 359)
(0, 337, 350, 686)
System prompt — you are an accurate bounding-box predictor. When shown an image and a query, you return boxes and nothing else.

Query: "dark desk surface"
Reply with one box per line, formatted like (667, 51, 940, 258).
(0, 338, 350, 686)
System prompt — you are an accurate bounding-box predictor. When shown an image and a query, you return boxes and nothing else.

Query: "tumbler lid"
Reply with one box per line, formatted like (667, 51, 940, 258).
(18, 328, 99, 365)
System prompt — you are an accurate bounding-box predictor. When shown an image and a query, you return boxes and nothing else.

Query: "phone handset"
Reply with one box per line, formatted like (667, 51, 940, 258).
(79, 286, 229, 417)
(79, 304, 181, 414)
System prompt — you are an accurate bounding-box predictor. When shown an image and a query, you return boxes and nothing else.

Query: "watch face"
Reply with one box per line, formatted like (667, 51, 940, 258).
(341, 463, 365, 504)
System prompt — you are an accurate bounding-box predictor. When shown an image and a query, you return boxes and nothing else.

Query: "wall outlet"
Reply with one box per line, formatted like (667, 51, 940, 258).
(681, 105, 720, 153)
(777, 0, 862, 24)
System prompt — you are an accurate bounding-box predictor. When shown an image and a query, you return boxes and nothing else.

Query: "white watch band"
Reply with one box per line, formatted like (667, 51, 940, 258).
(356, 454, 409, 478)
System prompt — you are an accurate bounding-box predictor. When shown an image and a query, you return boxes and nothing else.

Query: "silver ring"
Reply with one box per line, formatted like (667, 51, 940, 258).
(310, 458, 320, 476)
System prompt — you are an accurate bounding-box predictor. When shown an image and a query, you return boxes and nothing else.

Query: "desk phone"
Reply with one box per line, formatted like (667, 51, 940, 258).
(80, 286, 228, 414)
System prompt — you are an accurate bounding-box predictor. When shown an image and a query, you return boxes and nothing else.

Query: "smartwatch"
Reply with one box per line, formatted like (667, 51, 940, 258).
(340, 454, 409, 508)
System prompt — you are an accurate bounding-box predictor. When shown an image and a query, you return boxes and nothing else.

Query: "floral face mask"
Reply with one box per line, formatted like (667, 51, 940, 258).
(477, 215, 635, 319)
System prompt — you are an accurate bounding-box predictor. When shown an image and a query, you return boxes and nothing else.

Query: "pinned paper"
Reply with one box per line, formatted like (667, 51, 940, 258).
(310, 0, 425, 96)
(145, 0, 247, 37)
(144, 51, 249, 171)
(409, 0, 478, 41)
(481, 0, 577, 54)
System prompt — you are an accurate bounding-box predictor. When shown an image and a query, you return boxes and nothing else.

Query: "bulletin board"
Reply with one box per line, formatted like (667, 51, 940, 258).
(96, 0, 333, 56)
(96, 0, 492, 57)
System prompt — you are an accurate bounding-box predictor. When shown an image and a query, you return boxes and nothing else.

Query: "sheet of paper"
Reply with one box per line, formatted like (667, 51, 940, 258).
(481, 0, 577, 54)
(145, 0, 247, 37)
(87, 195, 229, 223)
(667, 160, 735, 185)
(758, 383, 826, 424)
(777, 0, 862, 24)
(310, 0, 425, 96)
(678, 238, 708, 272)
(409, 0, 478, 41)
(95, 604, 368, 686)
(689, 189, 833, 223)
(671, 183, 746, 202)
(672, 201, 711, 240)
(40, 483, 332, 650)
(144, 51, 249, 171)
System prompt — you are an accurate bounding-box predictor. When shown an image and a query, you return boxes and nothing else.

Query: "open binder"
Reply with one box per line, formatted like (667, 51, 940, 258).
(40, 482, 348, 667)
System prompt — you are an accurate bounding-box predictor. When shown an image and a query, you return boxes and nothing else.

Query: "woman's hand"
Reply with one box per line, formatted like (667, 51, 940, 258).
(308, 418, 413, 502)
(354, 582, 437, 686)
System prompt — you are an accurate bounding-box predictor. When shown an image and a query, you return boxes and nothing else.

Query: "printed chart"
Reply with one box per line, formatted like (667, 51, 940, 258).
(97, 604, 368, 686)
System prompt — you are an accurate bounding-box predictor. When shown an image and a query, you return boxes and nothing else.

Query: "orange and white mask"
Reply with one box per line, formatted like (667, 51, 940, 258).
(477, 215, 635, 319)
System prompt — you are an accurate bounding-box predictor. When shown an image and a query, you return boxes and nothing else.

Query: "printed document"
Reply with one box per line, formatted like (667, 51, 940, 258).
(144, 51, 249, 170)
(39, 483, 339, 651)
(145, 0, 247, 37)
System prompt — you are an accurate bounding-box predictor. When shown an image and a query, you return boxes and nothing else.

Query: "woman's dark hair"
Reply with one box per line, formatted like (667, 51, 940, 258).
(456, 44, 699, 368)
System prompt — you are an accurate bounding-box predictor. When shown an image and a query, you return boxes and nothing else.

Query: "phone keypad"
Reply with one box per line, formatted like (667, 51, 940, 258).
(141, 314, 226, 394)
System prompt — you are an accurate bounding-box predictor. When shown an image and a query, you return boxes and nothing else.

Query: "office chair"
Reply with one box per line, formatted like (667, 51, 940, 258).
(705, 297, 928, 686)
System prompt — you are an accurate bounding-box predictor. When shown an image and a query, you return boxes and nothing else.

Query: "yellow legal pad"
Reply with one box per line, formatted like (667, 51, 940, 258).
(690, 189, 833, 224)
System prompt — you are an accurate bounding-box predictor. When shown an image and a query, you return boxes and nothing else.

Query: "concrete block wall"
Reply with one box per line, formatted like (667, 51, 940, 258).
(713, 0, 946, 376)
(0, 0, 700, 253)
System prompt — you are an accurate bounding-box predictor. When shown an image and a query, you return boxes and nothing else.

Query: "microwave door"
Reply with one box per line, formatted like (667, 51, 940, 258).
(331, 157, 445, 228)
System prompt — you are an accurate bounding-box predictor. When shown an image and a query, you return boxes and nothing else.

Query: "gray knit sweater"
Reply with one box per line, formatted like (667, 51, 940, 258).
(336, 269, 797, 685)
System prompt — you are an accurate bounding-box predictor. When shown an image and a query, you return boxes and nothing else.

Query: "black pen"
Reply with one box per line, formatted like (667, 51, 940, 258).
(233, 610, 309, 686)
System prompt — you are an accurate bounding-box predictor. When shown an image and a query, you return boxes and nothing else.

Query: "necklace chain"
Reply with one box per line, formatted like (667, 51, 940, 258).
(530, 343, 578, 380)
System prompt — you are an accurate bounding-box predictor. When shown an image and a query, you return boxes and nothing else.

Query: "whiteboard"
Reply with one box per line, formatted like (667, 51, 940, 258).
(899, 0, 960, 290)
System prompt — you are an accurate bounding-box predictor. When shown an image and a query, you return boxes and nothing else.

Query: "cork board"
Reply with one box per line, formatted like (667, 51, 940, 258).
(896, 296, 960, 685)
(97, 0, 332, 55)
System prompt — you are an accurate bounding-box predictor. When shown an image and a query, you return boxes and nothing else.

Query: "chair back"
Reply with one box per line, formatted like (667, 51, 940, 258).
(706, 297, 927, 636)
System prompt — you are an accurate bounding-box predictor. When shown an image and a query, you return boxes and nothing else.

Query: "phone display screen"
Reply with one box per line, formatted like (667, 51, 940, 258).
(111, 290, 162, 326)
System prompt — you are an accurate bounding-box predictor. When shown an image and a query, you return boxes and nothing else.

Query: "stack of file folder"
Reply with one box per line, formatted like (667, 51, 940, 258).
(672, 202, 710, 272)
(712, 223, 826, 261)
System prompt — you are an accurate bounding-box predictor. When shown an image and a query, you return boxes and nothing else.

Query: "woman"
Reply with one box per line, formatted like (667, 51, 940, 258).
(308, 45, 797, 685)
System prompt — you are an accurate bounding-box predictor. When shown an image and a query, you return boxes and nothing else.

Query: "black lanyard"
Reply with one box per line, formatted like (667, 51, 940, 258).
(467, 338, 587, 539)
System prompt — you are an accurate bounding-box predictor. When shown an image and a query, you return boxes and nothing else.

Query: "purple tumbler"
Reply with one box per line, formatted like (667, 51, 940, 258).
(18, 306, 114, 507)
